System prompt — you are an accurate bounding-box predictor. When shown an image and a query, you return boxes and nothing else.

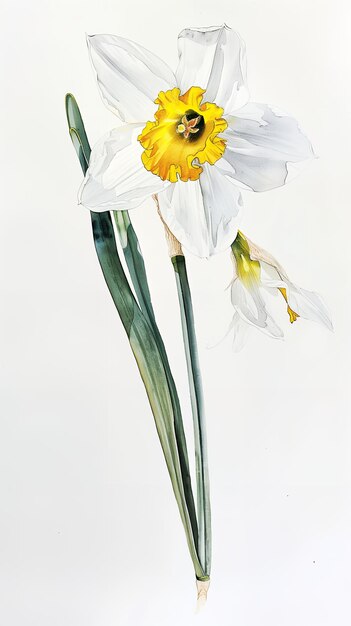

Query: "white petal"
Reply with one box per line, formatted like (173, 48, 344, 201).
(87, 34, 176, 122)
(230, 312, 252, 352)
(176, 24, 249, 113)
(247, 239, 290, 282)
(220, 103, 315, 192)
(286, 284, 333, 330)
(157, 163, 243, 257)
(79, 124, 168, 211)
(260, 261, 284, 284)
(231, 279, 265, 326)
(231, 279, 284, 338)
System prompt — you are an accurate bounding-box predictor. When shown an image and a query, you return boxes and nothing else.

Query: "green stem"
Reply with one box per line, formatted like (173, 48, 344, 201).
(172, 255, 211, 577)
(65, 94, 208, 580)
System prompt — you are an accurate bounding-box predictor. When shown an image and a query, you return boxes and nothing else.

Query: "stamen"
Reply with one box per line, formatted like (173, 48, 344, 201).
(186, 116, 201, 128)
(278, 287, 299, 323)
(177, 112, 204, 140)
(287, 306, 299, 324)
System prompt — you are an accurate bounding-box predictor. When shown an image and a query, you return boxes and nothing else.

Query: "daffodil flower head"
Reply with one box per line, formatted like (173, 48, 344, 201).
(79, 25, 315, 258)
(229, 232, 333, 350)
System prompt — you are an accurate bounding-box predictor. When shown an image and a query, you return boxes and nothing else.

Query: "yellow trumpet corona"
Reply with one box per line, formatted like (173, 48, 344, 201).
(138, 87, 227, 183)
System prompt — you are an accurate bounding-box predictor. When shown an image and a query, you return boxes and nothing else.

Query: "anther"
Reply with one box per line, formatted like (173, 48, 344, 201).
(177, 114, 202, 139)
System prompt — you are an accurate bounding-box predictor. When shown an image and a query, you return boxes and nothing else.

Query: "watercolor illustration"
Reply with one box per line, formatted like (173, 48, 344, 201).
(65, 24, 332, 606)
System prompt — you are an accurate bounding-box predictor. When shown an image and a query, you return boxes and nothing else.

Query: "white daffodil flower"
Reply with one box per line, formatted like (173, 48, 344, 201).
(229, 232, 332, 350)
(79, 25, 314, 257)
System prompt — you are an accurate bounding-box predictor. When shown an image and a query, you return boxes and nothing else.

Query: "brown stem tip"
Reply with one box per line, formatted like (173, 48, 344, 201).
(153, 194, 183, 258)
(196, 579, 210, 612)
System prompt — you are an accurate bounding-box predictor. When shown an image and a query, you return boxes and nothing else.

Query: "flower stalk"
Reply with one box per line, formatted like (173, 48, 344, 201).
(171, 253, 211, 578)
(155, 196, 211, 577)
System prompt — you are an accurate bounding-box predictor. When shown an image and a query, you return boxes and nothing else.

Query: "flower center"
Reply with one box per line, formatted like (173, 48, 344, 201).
(176, 110, 205, 140)
(137, 87, 227, 183)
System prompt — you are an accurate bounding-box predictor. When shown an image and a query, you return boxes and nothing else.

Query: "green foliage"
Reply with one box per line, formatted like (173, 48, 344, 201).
(65, 94, 208, 580)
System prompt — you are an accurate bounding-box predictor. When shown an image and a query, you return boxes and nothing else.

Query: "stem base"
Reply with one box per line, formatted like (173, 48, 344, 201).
(196, 579, 210, 611)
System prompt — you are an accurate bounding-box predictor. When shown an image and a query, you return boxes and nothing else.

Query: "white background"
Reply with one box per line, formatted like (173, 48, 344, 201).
(1, 1, 350, 624)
